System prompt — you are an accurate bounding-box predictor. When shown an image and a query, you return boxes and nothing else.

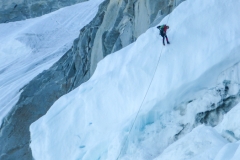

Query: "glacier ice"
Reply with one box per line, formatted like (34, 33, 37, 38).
(30, 0, 240, 159)
(0, 0, 103, 124)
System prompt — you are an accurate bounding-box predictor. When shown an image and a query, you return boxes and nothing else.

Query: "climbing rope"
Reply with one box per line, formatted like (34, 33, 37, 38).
(116, 1, 174, 159)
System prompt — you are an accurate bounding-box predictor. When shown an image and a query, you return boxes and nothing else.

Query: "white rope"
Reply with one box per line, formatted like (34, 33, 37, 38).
(116, 2, 174, 159)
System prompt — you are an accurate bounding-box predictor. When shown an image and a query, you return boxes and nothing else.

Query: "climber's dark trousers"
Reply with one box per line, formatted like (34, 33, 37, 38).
(160, 32, 169, 45)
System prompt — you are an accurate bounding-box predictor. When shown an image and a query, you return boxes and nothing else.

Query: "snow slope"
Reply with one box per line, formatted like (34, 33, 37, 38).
(0, 0, 103, 124)
(30, 0, 240, 159)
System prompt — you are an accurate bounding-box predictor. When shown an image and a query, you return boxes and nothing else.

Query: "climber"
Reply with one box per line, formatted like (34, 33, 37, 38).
(157, 24, 170, 46)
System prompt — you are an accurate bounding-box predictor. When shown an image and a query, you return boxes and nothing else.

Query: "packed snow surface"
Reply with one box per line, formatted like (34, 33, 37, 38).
(0, 0, 103, 123)
(30, 0, 240, 159)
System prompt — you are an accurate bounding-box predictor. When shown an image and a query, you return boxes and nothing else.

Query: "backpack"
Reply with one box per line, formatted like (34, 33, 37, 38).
(157, 25, 165, 31)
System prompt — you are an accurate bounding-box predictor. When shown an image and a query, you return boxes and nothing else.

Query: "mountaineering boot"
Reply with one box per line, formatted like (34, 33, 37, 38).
(167, 41, 170, 44)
